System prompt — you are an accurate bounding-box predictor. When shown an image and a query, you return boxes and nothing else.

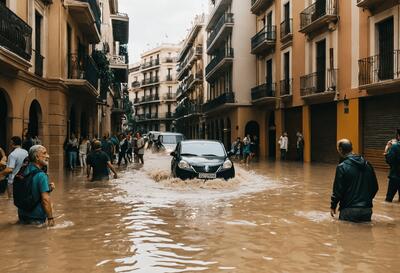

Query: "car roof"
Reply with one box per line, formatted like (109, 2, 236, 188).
(181, 140, 223, 145)
(160, 132, 184, 136)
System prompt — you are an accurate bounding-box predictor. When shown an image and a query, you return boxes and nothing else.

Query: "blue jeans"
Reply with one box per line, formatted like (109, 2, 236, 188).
(68, 151, 77, 169)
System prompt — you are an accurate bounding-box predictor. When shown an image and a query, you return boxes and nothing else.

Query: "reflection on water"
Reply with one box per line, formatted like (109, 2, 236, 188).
(1, 151, 400, 272)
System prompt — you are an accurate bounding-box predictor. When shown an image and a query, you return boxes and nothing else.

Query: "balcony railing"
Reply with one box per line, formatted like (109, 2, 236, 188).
(300, 69, 338, 97)
(251, 82, 276, 101)
(166, 75, 173, 81)
(164, 93, 176, 100)
(206, 48, 234, 76)
(300, 0, 338, 33)
(112, 98, 124, 112)
(141, 76, 160, 86)
(131, 81, 140, 88)
(134, 98, 140, 103)
(207, 13, 234, 48)
(280, 78, 293, 96)
(141, 58, 160, 69)
(203, 92, 235, 112)
(34, 50, 44, 77)
(0, 2, 32, 61)
(164, 57, 176, 63)
(85, 0, 101, 34)
(280, 19, 293, 41)
(175, 103, 202, 118)
(68, 53, 99, 89)
(251, 25, 276, 53)
(359, 50, 400, 86)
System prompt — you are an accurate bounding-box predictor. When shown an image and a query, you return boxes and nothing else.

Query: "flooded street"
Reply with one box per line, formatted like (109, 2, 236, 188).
(1, 151, 400, 273)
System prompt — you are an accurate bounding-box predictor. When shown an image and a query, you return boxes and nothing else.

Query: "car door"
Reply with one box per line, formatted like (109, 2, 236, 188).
(171, 143, 181, 175)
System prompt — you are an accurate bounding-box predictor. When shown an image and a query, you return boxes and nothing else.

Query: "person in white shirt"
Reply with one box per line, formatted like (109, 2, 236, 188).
(278, 132, 289, 160)
(0, 136, 28, 198)
(79, 137, 89, 168)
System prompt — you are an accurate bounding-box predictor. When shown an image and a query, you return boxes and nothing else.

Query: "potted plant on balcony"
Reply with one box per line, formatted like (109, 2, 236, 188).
(92, 50, 114, 99)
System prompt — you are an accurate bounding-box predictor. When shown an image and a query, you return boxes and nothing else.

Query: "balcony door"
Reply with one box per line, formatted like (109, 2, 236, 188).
(266, 11, 272, 38)
(284, 2, 290, 34)
(378, 17, 394, 81)
(316, 39, 326, 92)
(266, 59, 273, 94)
(314, 0, 326, 20)
(284, 52, 290, 93)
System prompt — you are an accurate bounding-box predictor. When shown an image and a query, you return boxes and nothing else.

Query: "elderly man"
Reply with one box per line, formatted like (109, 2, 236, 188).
(17, 145, 55, 226)
(330, 139, 379, 223)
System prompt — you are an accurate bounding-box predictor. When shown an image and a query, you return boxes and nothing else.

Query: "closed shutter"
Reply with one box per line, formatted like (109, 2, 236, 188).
(362, 94, 400, 169)
(284, 107, 302, 160)
(311, 103, 337, 163)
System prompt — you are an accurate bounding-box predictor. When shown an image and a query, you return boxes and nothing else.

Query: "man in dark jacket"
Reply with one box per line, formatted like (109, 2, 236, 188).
(330, 139, 379, 223)
(384, 129, 400, 202)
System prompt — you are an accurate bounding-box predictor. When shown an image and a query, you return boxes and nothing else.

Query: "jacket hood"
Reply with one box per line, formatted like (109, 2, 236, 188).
(343, 154, 367, 169)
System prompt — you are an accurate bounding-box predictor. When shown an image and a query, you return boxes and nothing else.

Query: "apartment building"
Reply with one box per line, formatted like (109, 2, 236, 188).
(204, 0, 258, 149)
(0, 0, 129, 169)
(245, 0, 400, 167)
(130, 44, 180, 133)
(175, 14, 207, 139)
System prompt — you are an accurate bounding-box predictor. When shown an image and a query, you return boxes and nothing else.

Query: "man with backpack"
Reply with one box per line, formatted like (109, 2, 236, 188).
(14, 145, 55, 226)
(0, 136, 28, 198)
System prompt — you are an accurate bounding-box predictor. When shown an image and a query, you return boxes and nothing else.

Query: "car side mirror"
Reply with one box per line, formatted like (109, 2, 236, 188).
(170, 151, 176, 157)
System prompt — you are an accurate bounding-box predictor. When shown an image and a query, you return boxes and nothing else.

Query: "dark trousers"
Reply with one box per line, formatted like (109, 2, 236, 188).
(118, 151, 127, 166)
(137, 154, 144, 164)
(339, 207, 372, 223)
(280, 149, 287, 160)
(385, 178, 400, 202)
(126, 148, 133, 162)
(297, 148, 304, 161)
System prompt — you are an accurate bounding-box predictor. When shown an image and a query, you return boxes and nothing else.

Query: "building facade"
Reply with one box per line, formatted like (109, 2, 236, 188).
(175, 14, 207, 139)
(204, 0, 259, 150)
(196, 0, 400, 168)
(129, 44, 180, 133)
(0, 0, 129, 169)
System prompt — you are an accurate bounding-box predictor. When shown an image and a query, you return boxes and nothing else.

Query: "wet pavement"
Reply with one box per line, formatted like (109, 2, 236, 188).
(1, 151, 400, 273)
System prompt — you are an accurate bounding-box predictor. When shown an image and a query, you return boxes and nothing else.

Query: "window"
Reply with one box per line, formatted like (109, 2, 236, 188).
(168, 86, 172, 94)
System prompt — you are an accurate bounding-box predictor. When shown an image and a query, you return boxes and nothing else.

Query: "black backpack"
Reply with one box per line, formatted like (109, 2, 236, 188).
(13, 164, 43, 211)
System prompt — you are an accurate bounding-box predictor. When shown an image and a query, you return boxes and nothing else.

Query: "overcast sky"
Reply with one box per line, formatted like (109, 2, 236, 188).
(119, 0, 208, 63)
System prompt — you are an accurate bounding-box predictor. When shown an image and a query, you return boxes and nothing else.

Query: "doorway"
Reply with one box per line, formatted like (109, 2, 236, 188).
(0, 90, 8, 151)
(316, 39, 326, 92)
(268, 112, 276, 159)
(28, 100, 42, 139)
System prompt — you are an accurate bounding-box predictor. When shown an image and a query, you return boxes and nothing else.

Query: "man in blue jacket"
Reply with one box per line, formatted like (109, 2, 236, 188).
(384, 129, 400, 202)
(330, 139, 379, 222)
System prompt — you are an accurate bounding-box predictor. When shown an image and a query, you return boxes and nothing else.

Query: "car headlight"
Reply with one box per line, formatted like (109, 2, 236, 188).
(222, 159, 233, 169)
(178, 160, 191, 169)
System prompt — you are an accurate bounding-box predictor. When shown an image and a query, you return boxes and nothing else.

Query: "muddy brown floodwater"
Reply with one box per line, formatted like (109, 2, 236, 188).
(1, 151, 400, 273)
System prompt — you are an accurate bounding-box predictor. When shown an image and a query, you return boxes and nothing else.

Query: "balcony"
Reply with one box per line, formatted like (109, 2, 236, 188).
(34, 50, 44, 77)
(141, 58, 160, 71)
(206, 0, 232, 31)
(280, 78, 293, 97)
(251, 82, 276, 104)
(177, 45, 203, 80)
(358, 50, 400, 92)
(0, 3, 32, 70)
(206, 48, 234, 80)
(164, 57, 176, 63)
(251, 0, 274, 15)
(356, 0, 397, 12)
(203, 92, 235, 113)
(112, 98, 125, 114)
(109, 54, 128, 69)
(300, 0, 338, 35)
(111, 13, 129, 44)
(207, 13, 234, 53)
(165, 75, 174, 82)
(131, 81, 140, 88)
(65, 0, 101, 43)
(134, 98, 140, 104)
(300, 69, 338, 102)
(251, 25, 276, 55)
(66, 53, 99, 97)
(175, 103, 203, 119)
(280, 19, 293, 44)
(141, 76, 160, 87)
(163, 93, 176, 101)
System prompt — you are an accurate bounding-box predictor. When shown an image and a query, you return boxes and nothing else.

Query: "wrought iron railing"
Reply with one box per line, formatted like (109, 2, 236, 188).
(251, 25, 276, 51)
(34, 50, 44, 77)
(280, 78, 293, 96)
(141, 76, 159, 85)
(300, 0, 337, 30)
(207, 13, 234, 48)
(164, 93, 176, 100)
(251, 82, 276, 101)
(131, 81, 140, 88)
(166, 75, 173, 81)
(206, 47, 234, 75)
(83, 0, 101, 35)
(359, 50, 400, 86)
(0, 2, 32, 60)
(141, 58, 160, 69)
(280, 19, 292, 40)
(203, 92, 235, 112)
(300, 69, 338, 96)
(109, 54, 127, 65)
(68, 53, 99, 90)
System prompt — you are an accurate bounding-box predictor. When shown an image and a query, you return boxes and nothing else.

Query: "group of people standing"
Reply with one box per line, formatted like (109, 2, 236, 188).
(278, 132, 304, 161)
(231, 135, 259, 166)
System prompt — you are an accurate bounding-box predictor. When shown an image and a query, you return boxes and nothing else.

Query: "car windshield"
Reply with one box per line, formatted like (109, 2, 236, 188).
(161, 135, 184, 144)
(181, 142, 225, 157)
